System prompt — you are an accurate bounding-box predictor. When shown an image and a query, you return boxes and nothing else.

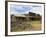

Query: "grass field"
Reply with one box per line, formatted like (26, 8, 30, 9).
(31, 20, 41, 31)
(11, 20, 41, 32)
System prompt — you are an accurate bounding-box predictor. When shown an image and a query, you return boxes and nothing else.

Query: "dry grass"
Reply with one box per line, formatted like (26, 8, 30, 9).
(31, 21, 41, 31)
(11, 20, 41, 32)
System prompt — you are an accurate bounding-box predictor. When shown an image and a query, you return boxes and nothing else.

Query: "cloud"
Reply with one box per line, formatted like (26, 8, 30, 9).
(10, 4, 42, 15)
(10, 5, 32, 13)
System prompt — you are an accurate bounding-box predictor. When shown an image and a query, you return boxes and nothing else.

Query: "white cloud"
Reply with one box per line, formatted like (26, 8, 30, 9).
(10, 4, 42, 16)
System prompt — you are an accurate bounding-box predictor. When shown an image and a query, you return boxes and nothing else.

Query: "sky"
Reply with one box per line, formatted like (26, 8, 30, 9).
(10, 4, 42, 15)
